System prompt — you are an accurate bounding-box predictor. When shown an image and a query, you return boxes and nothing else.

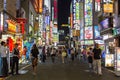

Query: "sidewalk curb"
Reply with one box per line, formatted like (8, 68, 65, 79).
(103, 67, 115, 74)
(5, 64, 31, 80)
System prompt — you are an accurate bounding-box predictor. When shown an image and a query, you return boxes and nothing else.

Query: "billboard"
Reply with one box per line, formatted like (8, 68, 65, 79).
(85, 27, 93, 39)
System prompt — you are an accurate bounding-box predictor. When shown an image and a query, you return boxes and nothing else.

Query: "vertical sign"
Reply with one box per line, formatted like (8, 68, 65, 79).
(54, 0, 57, 19)
(85, 0, 93, 27)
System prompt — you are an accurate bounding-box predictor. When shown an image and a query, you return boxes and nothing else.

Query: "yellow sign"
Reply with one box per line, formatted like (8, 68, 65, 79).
(7, 20, 16, 33)
(61, 24, 70, 27)
(103, 3, 113, 13)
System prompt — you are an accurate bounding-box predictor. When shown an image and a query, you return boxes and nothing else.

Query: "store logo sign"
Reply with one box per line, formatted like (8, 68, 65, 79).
(116, 28, 120, 35)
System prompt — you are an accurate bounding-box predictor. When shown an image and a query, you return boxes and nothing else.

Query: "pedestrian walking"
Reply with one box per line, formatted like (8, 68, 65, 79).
(61, 48, 67, 63)
(42, 46, 46, 63)
(93, 43, 102, 76)
(11, 43, 20, 75)
(47, 47, 50, 57)
(0, 41, 9, 77)
(30, 44, 39, 75)
(82, 48, 87, 62)
(22, 46, 27, 63)
(71, 48, 75, 61)
(87, 48, 93, 72)
(77, 45, 81, 60)
(67, 48, 71, 61)
(38, 46, 42, 63)
(51, 48, 56, 63)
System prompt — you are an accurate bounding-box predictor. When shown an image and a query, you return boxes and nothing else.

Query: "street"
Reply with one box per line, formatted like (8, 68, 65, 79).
(6, 57, 120, 80)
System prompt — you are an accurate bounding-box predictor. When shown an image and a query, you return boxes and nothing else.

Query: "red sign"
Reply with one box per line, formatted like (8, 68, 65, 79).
(54, 0, 57, 19)
(17, 18, 27, 34)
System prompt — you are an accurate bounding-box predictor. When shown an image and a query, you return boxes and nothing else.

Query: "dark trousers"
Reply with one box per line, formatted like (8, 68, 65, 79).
(71, 54, 74, 61)
(11, 57, 19, 74)
(51, 55, 55, 63)
(1, 57, 8, 77)
(42, 55, 46, 63)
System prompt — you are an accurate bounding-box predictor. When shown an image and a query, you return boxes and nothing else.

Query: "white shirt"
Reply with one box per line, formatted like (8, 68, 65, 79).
(0, 45, 8, 57)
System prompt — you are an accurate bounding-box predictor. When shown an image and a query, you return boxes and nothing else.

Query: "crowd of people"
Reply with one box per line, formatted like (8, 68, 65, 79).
(0, 41, 103, 77)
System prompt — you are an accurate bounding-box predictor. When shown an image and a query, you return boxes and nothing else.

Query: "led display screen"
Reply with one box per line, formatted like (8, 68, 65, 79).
(100, 18, 109, 30)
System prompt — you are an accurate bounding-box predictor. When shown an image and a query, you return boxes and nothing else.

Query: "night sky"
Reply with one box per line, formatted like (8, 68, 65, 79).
(58, 0, 72, 34)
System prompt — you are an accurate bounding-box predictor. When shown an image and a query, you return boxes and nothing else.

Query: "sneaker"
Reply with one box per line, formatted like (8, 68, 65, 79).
(98, 73, 102, 76)
(32, 72, 36, 75)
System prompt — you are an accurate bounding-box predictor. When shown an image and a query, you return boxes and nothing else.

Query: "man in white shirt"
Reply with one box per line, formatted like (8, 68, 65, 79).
(0, 41, 8, 77)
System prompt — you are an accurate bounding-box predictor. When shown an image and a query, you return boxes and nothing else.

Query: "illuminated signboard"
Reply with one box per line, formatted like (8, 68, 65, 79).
(53, 34, 59, 42)
(84, 40, 94, 45)
(95, 0, 101, 11)
(100, 18, 109, 30)
(45, 16, 50, 25)
(94, 26, 102, 39)
(103, 0, 113, 3)
(80, 28, 84, 40)
(105, 54, 114, 67)
(7, 20, 16, 33)
(33, 0, 43, 13)
(70, 14, 73, 28)
(0, 13, 3, 31)
(85, 0, 93, 26)
(72, 0, 76, 28)
(54, 0, 57, 19)
(115, 47, 120, 71)
(80, 3, 84, 28)
(76, 2, 80, 20)
(103, 3, 113, 13)
(80, 3, 83, 19)
(85, 27, 93, 39)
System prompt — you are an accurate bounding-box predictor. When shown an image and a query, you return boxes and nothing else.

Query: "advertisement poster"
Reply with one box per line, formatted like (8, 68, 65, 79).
(85, 27, 93, 39)
(115, 47, 120, 71)
(94, 26, 102, 39)
(105, 54, 114, 67)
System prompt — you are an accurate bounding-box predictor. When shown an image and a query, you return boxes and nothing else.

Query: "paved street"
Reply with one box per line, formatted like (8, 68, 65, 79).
(6, 57, 120, 80)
